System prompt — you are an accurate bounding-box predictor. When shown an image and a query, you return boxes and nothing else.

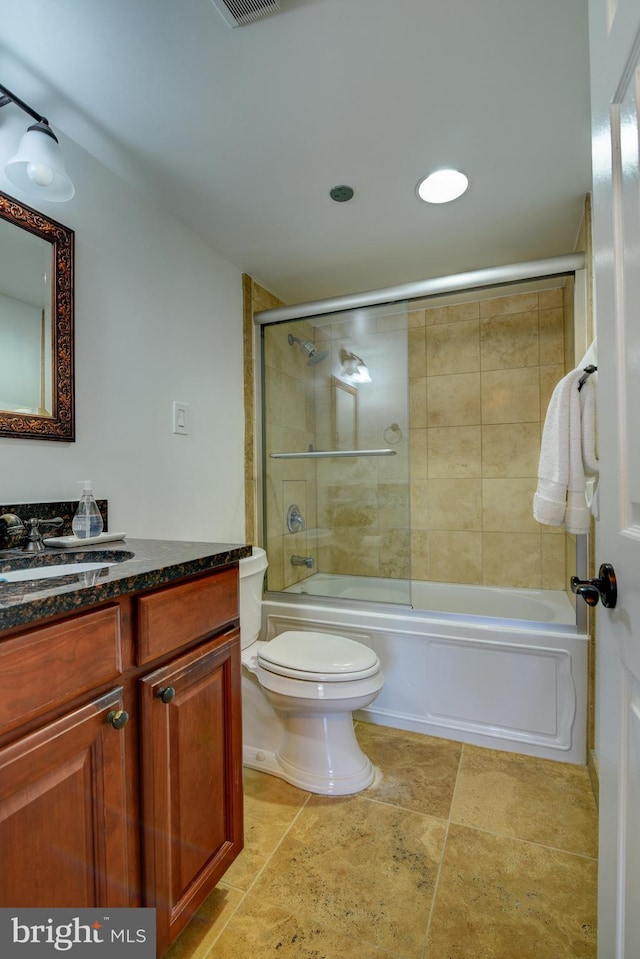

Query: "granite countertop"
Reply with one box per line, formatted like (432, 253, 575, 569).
(0, 538, 252, 632)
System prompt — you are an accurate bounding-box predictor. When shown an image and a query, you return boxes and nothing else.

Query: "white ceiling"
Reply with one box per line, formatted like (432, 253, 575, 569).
(0, 0, 592, 306)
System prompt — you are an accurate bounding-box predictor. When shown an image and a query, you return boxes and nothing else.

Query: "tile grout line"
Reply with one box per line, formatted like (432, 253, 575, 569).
(233, 788, 314, 897)
(420, 742, 466, 959)
(444, 817, 599, 861)
(202, 789, 314, 954)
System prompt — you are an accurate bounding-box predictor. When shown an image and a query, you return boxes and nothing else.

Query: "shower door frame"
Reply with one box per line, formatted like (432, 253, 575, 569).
(252, 253, 589, 631)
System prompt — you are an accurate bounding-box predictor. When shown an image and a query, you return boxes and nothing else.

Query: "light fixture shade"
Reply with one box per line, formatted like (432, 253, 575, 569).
(5, 122, 75, 202)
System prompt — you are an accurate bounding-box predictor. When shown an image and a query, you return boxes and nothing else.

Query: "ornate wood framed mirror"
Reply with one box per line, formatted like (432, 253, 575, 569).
(0, 190, 74, 441)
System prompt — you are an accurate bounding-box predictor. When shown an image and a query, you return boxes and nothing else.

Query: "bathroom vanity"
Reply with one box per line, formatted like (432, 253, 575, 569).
(0, 537, 250, 957)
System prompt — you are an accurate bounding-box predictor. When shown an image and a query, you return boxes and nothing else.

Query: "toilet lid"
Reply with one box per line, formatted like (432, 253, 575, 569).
(257, 630, 380, 682)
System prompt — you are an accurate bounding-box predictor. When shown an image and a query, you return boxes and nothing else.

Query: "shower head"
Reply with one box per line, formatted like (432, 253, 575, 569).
(287, 333, 329, 366)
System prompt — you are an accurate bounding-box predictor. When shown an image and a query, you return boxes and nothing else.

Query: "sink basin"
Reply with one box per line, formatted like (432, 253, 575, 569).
(0, 562, 115, 583)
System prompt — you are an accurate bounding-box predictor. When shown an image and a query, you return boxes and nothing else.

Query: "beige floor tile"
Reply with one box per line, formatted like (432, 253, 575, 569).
(425, 824, 597, 959)
(163, 885, 244, 959)
(211, 896, 406, 958)
(451, 745, 598, 857)
(249, 793, 446, 958)
(222, 768, 310, 891)
(356, 722, 462, 819)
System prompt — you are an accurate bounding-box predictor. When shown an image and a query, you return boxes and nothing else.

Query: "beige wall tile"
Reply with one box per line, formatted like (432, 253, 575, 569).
(481, 368, 540, 424)
(329, 483, 379, 529)
(408, 327, 426, 377)
(409, 308, 426, 327)
(427, 479, 482, 530)
(428, 531, 483, 584)
(539, 308, 565, 366)
(332, 529, 381, 576)
(480, 312, 539, 370)
(409, 377, 427, 428)
(411, 478, 429, 530)
(379, 483, 410, 528)
(482, 532, 541, 588)
(409, 427, 428, 480)
(411, 529, 429, 579)
(539, 286, 563, 309)
(479, 291, 539, 317)
(481, 423, 540, 478)
(428, 426, 482, 478)
(541, 534, 566, 589)
(379, 529, 411, 577)
(425, 301, 480, 326)
(482, 478, 539, 532)
(427, 373, 481, 427)
(427, 319, 480, 375)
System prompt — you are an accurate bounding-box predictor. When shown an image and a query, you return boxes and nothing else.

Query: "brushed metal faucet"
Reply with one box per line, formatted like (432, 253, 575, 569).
(23, 517, 64, 552)
(290, 555, 314, 568)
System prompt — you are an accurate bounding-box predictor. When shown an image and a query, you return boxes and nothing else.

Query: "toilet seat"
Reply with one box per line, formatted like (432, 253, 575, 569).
(257, 630, 380, 682)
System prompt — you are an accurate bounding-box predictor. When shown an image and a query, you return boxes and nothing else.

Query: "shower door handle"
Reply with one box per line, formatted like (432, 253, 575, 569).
(571, 563, 617, 608)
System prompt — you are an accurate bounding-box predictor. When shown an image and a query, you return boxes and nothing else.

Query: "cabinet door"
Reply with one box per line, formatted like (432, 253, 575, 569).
(0, 687, 129, 907)
(140, 628, 243, 954)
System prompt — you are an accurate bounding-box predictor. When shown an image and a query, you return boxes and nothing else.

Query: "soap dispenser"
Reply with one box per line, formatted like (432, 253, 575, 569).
(72, 481, 104, 538)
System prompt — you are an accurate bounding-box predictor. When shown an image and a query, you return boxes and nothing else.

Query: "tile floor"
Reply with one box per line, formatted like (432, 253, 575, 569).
(166, 723, 598, 959)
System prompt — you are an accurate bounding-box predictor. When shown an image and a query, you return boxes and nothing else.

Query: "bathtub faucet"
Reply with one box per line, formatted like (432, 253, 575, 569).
(291, 555, 314, 568)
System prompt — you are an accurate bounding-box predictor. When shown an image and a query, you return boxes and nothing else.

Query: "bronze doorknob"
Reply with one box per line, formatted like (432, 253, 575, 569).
(571, 563, 617, 608)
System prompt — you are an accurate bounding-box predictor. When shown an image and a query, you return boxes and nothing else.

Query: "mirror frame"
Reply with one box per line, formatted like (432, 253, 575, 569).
(0, 190, 74, 441)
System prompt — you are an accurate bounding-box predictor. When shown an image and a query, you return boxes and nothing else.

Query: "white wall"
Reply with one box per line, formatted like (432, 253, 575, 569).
(0, 119, 246, 543)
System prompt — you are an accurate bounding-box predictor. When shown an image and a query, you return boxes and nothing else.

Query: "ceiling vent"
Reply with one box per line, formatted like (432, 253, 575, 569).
(209, 0, 280, 28)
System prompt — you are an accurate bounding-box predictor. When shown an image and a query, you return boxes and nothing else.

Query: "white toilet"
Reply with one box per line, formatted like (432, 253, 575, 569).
(239, 547, 383, 795)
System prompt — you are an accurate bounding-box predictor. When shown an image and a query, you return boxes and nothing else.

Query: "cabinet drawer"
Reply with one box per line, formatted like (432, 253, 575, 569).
(0, 605, 122, 734)
(136, 566, 238, 665)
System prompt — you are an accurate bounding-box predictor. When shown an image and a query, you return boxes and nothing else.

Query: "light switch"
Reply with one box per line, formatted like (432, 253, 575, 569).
(172, 401, 189, 434)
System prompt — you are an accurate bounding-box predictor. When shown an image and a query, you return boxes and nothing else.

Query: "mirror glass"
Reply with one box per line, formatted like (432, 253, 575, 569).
(332, 377, 358, 450)
(0, 191, 74, 441)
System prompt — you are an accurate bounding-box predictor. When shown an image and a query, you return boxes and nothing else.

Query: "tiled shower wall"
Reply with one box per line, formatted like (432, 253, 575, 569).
(408, 286, 567, 588)
(246, 279, 569, 592)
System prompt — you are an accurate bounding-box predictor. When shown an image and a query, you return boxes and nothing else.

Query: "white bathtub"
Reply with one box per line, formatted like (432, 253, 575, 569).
(265, 574, 587, 763)
(284, 573, 576, 626)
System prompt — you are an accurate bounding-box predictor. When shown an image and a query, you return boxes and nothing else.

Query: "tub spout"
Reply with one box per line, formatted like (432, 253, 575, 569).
(291, 555, 314, 568)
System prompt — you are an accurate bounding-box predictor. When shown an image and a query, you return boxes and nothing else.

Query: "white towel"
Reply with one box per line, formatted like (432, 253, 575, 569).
(533, 341, 598, 533)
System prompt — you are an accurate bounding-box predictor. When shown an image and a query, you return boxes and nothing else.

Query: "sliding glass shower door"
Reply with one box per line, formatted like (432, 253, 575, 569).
(261, 302, 411, 604)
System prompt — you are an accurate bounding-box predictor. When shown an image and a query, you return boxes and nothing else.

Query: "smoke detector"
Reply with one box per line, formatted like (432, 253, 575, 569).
(209, 0, 280, 28)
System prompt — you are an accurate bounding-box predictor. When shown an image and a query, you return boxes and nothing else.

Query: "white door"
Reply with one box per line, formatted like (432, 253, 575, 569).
(589, 1, 640, 955)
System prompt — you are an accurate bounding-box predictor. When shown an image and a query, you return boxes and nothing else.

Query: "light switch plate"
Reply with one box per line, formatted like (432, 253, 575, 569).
(172, 401, 189, 434)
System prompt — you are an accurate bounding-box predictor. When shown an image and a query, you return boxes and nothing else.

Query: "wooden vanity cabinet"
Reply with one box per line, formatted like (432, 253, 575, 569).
(0, 563, 243, 957)
(0, 603, 129, 908)
(140, 628, 242, 953)
(0, 685, 130, 908)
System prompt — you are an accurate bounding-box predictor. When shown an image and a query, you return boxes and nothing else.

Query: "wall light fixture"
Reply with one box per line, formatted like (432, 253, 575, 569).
(340, 348, 372, 383)
(0, 82, 74, 202)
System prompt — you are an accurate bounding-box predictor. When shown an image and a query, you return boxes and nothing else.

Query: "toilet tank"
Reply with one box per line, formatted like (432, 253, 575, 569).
(239, 547, 268, 649)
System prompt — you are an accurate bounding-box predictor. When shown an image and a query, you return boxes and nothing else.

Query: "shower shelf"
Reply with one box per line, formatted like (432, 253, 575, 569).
(269, 449, 397, 459)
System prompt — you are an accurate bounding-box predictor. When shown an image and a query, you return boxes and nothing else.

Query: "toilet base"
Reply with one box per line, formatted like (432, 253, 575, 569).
(243, 710, 376, 795)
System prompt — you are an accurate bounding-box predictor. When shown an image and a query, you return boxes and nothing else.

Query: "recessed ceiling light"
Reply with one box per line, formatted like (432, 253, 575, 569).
(416, 169, 469, 204)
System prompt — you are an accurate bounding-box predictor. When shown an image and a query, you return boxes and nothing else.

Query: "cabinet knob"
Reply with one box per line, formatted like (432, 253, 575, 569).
(106, 708, 129, 729)
(157, 686, 176, 704)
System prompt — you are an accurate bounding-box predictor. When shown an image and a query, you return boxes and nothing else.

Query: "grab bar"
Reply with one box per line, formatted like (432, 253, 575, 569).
(269, 449, 397, 459)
